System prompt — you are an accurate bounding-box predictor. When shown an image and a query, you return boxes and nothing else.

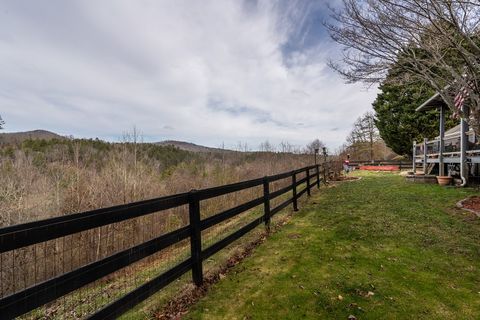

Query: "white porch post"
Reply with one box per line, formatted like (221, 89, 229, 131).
(460, 106, 469, 184)
(439, 105, 445, 176)
(423, 138, 428, 174)
(412, 140, 416, 173)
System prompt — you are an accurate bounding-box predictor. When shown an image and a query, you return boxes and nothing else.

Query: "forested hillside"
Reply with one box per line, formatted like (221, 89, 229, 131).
(0, 136, 313, 227)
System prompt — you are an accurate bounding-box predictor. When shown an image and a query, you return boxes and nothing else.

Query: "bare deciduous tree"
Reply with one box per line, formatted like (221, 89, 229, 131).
(259, 140, 275, 152)
(279, 141, 294, 153)
(326, 0, 480, 133)
(346, 112, 380, 161)
(304, 139, 325, 154)
(235, 141, 249, 152)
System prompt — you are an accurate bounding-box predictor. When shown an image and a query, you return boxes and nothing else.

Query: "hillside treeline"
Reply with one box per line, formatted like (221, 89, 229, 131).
(0, 137, 314, 227)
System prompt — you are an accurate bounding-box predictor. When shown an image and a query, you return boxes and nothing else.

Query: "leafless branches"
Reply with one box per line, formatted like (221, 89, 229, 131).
(346, 111, 380, 161)
(326, 0, 480, 132)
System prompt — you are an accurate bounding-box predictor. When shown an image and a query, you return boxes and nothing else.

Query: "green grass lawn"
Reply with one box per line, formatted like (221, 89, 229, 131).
(184, 172, 480, 319)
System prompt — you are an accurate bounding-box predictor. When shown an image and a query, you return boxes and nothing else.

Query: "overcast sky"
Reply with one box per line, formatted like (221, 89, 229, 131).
(0, 0, 378, 150)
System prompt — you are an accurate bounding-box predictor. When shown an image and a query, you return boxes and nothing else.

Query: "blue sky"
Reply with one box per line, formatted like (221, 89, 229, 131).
(0, 0, 378, 150)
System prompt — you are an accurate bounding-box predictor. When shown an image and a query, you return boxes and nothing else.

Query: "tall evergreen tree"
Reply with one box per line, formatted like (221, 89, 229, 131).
(326, 1, 480, 137)
(373, 79, 455, 157)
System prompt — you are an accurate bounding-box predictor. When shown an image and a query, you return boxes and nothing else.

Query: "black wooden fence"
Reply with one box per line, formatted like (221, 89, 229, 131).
(0, 164, 325, 319)
(349, 160, 412, 170)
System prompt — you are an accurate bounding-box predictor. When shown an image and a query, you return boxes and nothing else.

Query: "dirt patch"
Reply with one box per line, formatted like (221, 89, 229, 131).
(330, 176, 361, 182)
(153, 214, 294, 319)
(287, 233, 302, 239)
(456, 196, 480, 217)
(359, 165, 400, 171)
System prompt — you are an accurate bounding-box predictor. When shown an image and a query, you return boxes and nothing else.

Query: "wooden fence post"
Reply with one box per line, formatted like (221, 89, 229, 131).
(322, 163, 327, 185)
(263, 177, 271, 231)
(292, 171, 298, 211)
(306, 168, 311, 196)
(316, 164, 320, 188)
(188, 190, 203, 286)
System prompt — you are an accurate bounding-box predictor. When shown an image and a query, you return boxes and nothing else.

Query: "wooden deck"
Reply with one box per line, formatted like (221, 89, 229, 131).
(413, 131, 480, 178)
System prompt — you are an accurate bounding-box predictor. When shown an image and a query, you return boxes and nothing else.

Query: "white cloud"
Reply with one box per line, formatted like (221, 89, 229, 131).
(0, 0, 378, 150)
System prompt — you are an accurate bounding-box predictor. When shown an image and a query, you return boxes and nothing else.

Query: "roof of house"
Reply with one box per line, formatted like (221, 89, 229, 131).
(435, 124, 460, 139)
(434, 124, 475, 139)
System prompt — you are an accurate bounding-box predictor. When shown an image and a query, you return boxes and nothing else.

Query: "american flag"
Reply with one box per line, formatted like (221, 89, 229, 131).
(453, 80, 474, 117)
(454, 86, 469, 110)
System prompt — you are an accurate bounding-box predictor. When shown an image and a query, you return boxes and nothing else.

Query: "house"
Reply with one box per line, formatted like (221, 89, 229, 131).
(413, 91, 480, 185)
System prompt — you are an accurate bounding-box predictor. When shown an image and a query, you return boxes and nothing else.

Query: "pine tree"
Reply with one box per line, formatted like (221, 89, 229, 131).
(373, 78, 455, 157)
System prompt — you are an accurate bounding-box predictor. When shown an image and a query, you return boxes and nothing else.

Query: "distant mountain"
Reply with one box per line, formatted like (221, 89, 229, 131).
(0, 130, 232, 153)
(0, 130, 65, 144)
(155, 140, 232, 153)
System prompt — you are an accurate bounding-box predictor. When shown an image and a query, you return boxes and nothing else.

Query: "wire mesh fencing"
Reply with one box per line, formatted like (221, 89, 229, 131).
(0, 163, 333, 319)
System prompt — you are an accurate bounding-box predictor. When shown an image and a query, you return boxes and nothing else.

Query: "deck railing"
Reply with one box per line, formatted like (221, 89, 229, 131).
(348, 160, 412, 170)
(414, 131, 480, 159)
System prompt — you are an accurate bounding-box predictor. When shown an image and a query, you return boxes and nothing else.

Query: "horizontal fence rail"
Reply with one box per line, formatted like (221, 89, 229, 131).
(349, 160, 413, 170)
(0, 164, 327, 319)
